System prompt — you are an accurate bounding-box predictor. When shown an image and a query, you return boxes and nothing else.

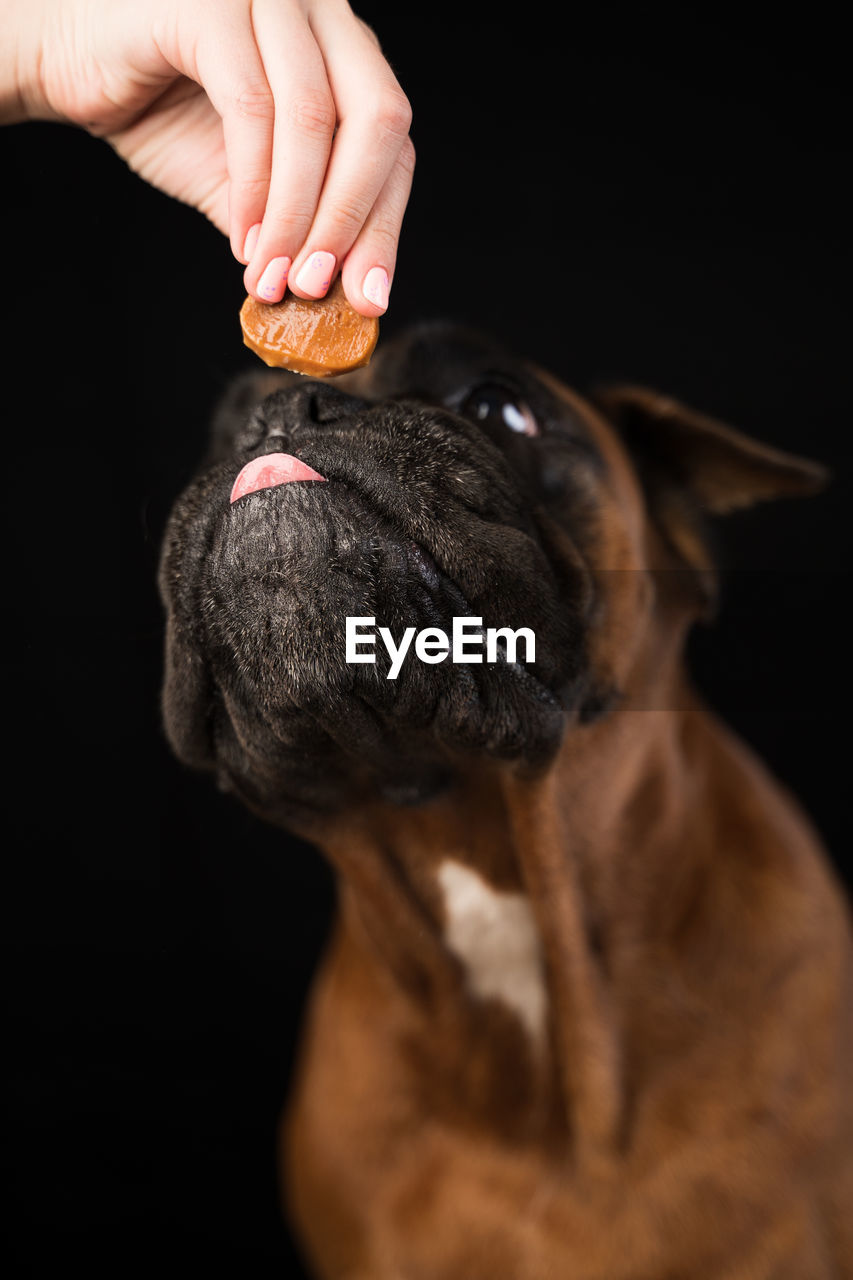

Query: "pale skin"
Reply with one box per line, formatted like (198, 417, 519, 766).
(1, 0, 415, 315)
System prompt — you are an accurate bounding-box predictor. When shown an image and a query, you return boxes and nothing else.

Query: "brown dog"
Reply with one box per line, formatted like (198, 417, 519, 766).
(159, 324, 853, 1278)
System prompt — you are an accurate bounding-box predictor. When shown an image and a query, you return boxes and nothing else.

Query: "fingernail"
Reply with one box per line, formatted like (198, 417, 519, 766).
(256, 256, 291, 303)
(242, 222, 262, 262)
(294, 251, 336, 298)
(362, 266, 390, 312)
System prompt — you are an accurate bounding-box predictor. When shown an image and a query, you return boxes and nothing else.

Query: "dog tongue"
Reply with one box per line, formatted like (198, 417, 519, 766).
(230, 453, 327, 503)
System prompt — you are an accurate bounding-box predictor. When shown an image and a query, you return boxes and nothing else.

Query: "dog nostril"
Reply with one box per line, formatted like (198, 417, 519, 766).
(305, 383, 365, 425)
(264, 433, 288, 453)
(255, 383, 367, 440)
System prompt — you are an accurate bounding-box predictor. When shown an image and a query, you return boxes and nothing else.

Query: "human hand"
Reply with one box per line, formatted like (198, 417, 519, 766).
(7, 0, 414, 315)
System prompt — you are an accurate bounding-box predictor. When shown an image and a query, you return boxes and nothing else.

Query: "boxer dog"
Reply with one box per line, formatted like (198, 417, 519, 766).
(159, 324, 853, 1278)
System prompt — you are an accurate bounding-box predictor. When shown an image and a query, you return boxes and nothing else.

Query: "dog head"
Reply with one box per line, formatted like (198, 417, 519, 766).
(159, 323, 824, 833)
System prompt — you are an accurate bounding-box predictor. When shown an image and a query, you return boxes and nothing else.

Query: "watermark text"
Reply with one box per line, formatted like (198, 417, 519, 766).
(346, 616, 536, 680)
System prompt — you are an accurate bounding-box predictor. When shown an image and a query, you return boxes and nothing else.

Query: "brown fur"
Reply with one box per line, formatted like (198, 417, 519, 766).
(277, 382, 852, 1278)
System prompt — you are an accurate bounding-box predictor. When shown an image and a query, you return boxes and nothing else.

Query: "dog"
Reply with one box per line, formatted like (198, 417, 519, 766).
(158, 322, 853, 1278)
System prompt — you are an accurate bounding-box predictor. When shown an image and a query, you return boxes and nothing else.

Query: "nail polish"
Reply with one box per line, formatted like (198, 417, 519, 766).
(294, 251, 336, 298)
(242, 222, 262, 262)
(362, 266, 390, 311)
(256, 256, 291, 303)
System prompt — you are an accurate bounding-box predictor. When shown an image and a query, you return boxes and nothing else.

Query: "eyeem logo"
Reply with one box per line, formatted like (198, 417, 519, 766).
(346, 616, 536, 681)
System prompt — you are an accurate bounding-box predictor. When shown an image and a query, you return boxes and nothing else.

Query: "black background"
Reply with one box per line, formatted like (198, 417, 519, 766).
(3, 7, 851, 1277)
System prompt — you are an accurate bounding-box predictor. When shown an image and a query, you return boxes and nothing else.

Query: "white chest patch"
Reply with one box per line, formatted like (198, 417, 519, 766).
(437, 858, 546, 1041)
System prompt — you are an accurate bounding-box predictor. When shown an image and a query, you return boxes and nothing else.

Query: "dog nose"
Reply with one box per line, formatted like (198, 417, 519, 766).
(261, 383, 366, 437)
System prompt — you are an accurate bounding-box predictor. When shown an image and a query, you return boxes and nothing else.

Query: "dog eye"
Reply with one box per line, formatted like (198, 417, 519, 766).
(459, 384, 540, 438)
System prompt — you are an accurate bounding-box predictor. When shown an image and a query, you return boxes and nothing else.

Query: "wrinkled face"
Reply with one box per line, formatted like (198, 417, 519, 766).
(159, 324, 649, 829)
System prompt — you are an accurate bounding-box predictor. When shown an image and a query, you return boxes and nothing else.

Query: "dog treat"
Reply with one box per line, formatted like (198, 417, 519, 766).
(240, 278, 380, 377)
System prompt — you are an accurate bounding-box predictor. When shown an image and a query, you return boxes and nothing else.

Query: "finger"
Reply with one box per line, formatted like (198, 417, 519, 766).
(338, 135, 416, 316)
(284, 6, 413, 304)
(191, 5, 276, 261)
(242, 0, 339, 302)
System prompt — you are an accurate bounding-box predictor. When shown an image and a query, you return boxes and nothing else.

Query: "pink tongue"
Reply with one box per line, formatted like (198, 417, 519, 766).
(230, 452, 327, 503)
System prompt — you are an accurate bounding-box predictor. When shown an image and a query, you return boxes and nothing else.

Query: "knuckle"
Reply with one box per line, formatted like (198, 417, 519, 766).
(363, 215, 400, 260)
(263, 198, 316, 239)
(354, 16, 382, 49)
(326, 189, 372, 236)
(289, 87, 337, 139)
(372, 84, 413, 142)
(232, 82, 275, 124)
(230, 174, 269, 202)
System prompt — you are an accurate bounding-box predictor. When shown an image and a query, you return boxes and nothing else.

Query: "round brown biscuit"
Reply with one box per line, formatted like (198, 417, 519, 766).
(240, 278, 380, 377)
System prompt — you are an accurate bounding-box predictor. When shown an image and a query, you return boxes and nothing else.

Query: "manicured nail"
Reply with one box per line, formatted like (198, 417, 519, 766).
(242, 222, 262, 262)
(362, 266, 390, 311)
(294, 251, 336, 297)
(256, 256, 291, 303)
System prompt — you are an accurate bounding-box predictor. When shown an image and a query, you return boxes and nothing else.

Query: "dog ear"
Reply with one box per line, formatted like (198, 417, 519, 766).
(591, 384, 829, 612)
(593, 385, 828, 514)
